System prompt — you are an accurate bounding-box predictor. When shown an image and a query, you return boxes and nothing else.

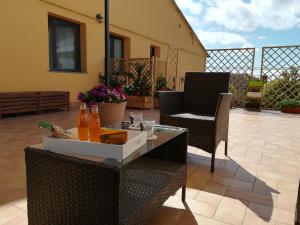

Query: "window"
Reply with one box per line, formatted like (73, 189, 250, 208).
(110, 35, 124, 59)
(150, 46, 155, 58)
(150, 45, 160, 59)
(48, 16, 81, 72)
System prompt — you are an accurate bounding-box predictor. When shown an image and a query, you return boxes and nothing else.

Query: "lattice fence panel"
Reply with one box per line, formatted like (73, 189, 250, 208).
(205, 48, 255, 75)
(167, 47, 178, 90)
(110, 58, 167, 95)
(261, 46, 300, 109)
(205, 48, 255, 107)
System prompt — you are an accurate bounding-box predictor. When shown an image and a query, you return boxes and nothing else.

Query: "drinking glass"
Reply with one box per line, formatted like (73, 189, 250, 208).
(129, 112, 143, 128)
(142, 120, 155, 137)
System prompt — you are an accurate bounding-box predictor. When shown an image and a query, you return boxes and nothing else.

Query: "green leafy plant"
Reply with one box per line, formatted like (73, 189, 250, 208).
(155, 75, 171, 96)
(125, 63, 152, 96)
(275, 99, 300, 110)
(264, 71, 299, 108)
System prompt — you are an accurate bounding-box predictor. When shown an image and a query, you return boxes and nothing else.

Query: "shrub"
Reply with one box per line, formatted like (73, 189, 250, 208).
(263, 77, 300, 108)
(275, 99, 300, 110)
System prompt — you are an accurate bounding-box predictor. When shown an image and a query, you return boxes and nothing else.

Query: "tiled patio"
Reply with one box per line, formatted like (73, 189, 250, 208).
(0, 108, 299, 225)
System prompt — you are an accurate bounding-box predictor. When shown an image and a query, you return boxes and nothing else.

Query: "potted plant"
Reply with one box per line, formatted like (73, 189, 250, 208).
(78, 84, 127, 126)
(276, 99, 300, 114)
(154, 75, 172, 108)
(124, 63, 153, 109)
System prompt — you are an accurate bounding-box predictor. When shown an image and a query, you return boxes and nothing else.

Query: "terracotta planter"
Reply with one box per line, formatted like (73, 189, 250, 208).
(126, 96, 154, 109)
(97, 102, 127, 126)
(281, 107, 300, 114)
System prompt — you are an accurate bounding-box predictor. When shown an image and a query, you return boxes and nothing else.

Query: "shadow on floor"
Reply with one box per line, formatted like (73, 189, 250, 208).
(187, 153, 280, 222)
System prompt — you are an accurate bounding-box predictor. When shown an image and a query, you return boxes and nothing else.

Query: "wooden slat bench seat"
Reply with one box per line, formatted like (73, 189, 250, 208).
(0, 91, 70, 118)
(0, 92, 39, 118)
(38, 91, 70, 113)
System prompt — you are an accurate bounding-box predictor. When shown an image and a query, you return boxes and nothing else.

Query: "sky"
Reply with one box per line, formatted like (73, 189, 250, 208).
(175, 0, 300, 68)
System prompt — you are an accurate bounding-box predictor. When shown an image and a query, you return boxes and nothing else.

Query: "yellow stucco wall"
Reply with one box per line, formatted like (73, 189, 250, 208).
(0, 0, 206, 102)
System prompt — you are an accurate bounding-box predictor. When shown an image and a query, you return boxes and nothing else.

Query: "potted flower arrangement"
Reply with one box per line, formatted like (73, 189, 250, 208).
(276, 99, 300, 114)
(78, 84, 127, 126)
(124, 63, 153, 109)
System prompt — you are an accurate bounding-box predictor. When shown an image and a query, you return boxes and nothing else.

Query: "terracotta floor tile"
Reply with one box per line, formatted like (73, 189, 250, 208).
(257, 171, 299, 184)
(245, 151, 263, 160)
(184, 198, 218, 217)
(178, 212, 232, 225)
(202, 182, 228, 196)
(247, 202, 295, 224)
(148, 206, 185, 225)
(0, 205, 25, 224)
(0, 108, 299, 225)
(234, 167, 256, 183)
(195, 191, 224, 206)
(253, 178, 278, 196)
(246, 202, 274, 219)
(211, 175, 253, 191)
(214, 198, 247, 225)
(277, 181, 299, 192)
(216, 159, 239, 172)
(260, 156, 279, 168)
(2, 214, 28, 225)
(226, 187, 275, 207)
(243, 214, 275, 225)
(278, 165, 299, 177)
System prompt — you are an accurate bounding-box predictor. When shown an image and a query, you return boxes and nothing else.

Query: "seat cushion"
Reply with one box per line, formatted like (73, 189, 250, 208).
(170, 113, 215, 121)
(160, 114, 215, 152)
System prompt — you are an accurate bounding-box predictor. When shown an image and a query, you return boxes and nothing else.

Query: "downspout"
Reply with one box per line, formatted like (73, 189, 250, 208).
(104, 0, 110, 86)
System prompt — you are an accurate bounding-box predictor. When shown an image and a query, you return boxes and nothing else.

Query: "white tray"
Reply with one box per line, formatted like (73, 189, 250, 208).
(43, 128, 147, 161)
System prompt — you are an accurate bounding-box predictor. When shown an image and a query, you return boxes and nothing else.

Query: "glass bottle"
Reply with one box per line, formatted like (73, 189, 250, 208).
(77, 103, 89, 141)
(89, 105, 101, 142)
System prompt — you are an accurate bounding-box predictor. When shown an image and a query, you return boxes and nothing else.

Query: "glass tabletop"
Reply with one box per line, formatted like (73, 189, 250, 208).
(33, 122, 187, 168)
(104, 122, 187, 167)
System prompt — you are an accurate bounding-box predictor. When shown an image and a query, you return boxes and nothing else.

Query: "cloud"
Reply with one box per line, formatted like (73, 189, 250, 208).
(196, 29, 252, 47)
(241, 43, 255, 48)
(204, 0, 300, 31)
(257, 35, 267, 40)
(175, 0, 203, 15)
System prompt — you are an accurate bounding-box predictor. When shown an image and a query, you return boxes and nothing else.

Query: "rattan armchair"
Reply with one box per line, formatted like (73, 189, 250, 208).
(159, 72, 232, 172)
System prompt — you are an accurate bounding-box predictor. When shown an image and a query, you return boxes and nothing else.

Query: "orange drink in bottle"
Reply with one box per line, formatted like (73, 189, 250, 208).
(89, 105, 101, 142)
(77, 103, 89, 141)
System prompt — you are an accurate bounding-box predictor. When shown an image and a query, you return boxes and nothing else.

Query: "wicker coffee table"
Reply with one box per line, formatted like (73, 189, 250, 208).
(25, 122, 188, 225)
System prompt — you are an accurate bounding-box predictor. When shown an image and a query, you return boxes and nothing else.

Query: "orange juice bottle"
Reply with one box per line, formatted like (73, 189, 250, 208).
(77, 103, 89, 141)
(89, 105, 101, 142)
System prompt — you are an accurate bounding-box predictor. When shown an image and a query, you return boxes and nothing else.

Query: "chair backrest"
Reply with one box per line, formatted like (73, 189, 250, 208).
(184, 72, 230, 115)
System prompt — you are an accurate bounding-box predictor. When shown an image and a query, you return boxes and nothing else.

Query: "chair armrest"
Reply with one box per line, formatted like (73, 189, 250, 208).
(215, 93, 233, 138)
(158, 91, 184, 115)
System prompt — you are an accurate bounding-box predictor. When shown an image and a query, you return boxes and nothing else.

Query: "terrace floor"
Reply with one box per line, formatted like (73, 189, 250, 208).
(0, 108, 299, 225)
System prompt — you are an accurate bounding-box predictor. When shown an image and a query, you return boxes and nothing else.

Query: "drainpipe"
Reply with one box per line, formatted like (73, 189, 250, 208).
(104, 0, 110, 86)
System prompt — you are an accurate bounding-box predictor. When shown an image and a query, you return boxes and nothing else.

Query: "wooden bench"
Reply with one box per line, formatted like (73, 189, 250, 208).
(38, 91, 70, 113)
(0, 92, 39, 118)
(0, 91, 70, 118)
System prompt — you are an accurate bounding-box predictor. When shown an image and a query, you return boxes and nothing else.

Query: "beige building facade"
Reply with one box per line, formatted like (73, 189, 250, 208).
(0, 0, 207, 102)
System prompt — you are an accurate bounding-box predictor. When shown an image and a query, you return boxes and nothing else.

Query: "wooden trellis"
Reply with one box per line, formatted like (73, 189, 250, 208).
(109, 57, 167, 95)
(205, 48, 256, 106)
(261, 46, 300, 109)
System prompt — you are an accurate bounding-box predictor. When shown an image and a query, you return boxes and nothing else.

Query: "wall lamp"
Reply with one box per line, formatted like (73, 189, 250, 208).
(96, 13, 104, 23)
